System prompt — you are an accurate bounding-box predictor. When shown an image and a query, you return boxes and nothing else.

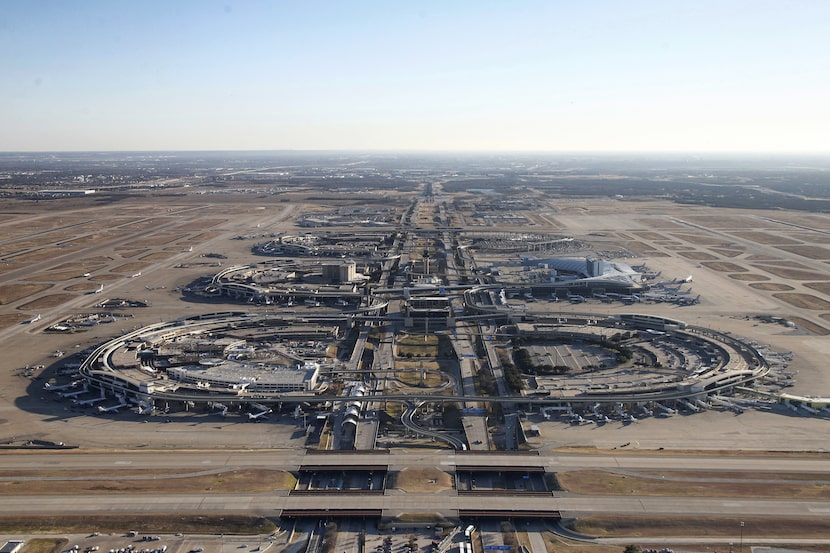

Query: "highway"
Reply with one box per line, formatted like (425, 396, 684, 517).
(2, 449, 829, 520)
(3, 449, 830, 474)
(2, 490, 829, 520)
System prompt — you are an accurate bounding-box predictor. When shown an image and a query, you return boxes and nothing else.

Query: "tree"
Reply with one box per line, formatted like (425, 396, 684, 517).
(623, 545, 640, 553)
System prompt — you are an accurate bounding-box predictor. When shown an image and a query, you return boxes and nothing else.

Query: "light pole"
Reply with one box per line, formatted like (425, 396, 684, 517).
(739, 521, 744, 553)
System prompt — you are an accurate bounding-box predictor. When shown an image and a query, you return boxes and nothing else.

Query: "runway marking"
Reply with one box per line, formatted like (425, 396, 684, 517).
(722, 502, 744, 507)
(808, 508, 830, 513)
(115, 460, 132, 465)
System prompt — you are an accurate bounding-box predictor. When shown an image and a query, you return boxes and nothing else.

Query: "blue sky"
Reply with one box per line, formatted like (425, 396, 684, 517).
(2, 0, 829, 152)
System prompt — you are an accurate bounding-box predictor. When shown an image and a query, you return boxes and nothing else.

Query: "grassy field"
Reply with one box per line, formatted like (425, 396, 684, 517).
(556, 469, 830, 499)
(0, 469, 296, 495)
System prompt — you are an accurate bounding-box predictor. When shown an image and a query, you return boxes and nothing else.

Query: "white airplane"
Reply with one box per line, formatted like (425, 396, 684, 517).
(25, 314, 42, 324)
(248, 408, 271, 421)
(82, 272, 91, 277)
(43, 380, 80, 392)
(97, 402, 127, 414)
(59, 387, 88, 399)
(93, 284, 104, 294)
(131, 272, 142, 278)
(74, 390, 106, 406)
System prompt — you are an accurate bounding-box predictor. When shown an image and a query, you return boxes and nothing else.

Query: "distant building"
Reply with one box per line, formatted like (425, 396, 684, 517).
(322, 261, 357, 283)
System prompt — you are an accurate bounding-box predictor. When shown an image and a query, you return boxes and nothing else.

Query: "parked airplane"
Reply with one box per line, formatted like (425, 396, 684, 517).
(43, 380, 80, 392)
(25, 314, 42, 324)
(248, 409, 271, 421)
(676, 294, 701, 306)
(568, 294, 586, 304)
(93, 284, 104, 294)
(97, 402, 127, 414)
(74, 390, 106, 406)
(59, 387, 88, 399)
(131, 272, 142, 278)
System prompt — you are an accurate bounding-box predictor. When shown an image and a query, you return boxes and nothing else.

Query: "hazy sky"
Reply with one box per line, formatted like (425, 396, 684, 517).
(2, 1, 829, 152)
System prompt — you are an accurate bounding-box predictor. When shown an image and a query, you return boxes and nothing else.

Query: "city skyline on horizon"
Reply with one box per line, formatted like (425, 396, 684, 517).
(3, 1, 829, 153)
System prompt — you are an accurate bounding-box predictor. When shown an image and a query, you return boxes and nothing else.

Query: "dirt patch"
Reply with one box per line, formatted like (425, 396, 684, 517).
(677, 251, 718, 260)
(775, 245, 830, 260)
(749, 282, 794, 291)
(727, 273, 769, 281)
(754, 265, 829, 280)
(700, 261, 746, 272)
(0, 283, 52, 304)
(392, 467, 453, 492)
(731, 231, 802, 245)
(772, 293, 830, 310)
(17, 293, 76, 310)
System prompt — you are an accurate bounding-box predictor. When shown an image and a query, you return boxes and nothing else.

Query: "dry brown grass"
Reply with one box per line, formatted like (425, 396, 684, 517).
(775, 244, 830, 259)
(677, 251, 718, 260)
(773, 293, 830, 310)
(0, 468, 296, 495)
(700, 261, 747, 272)
(392, 467, 453, 492)
(556, 469, 830, 499)
(749, 282, 793, 291)
(805, 281, 830, 295)
(0, 283, 52, 304)
(0, 312, 32, 328)
(570, 515, 830, 541)
(709, 248, 743, 257)
(19, 537, 67, 553)
(2, 514, 276, 535)
(727, 273, 769, 281)
(753, 264, 828, 280)
(17, 293, 75, 310)
(110, 262, 149, 274)
(785, 316, 829, 335)
(730, 231, 802, 245)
